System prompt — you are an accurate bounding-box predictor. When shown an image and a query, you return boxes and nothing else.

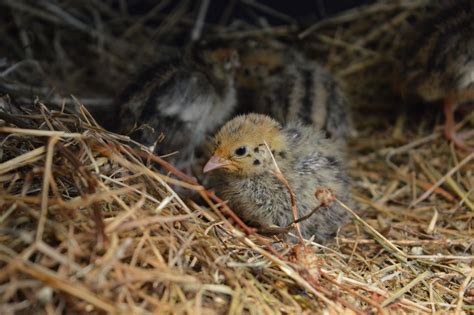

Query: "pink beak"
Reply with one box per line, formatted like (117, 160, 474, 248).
(203, 155, 231, 173)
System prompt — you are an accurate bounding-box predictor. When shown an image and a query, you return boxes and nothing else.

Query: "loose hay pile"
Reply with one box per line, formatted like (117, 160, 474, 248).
(1, 0, 474, 314)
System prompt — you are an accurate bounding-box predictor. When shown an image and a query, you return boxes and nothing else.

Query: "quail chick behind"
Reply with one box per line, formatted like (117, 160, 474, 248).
(400, 0, 474, 151)
(113, 47, 239, 171)
(203, 113, 350, 243)
(236, 41, 353, 140)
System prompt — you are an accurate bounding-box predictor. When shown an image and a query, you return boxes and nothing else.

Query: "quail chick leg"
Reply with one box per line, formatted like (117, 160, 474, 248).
(443, 98, 474, 152)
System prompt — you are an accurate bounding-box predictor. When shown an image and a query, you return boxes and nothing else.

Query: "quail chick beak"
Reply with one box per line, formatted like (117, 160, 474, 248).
(203, 155, 231, 173)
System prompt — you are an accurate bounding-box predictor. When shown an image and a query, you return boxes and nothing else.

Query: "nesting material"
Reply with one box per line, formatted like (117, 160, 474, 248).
(0, 0, 473, 313)
(0, 97, 473, 314)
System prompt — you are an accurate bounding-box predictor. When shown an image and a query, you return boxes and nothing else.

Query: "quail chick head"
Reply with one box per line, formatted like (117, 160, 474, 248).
(235, 41, 353, 140)
(203, 113, 350, 243)
(400, 0, 474, 151)
(114, 46, 239, 171)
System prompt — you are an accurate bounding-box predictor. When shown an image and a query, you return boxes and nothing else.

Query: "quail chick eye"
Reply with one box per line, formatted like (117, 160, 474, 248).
(234, 146, 247, 156)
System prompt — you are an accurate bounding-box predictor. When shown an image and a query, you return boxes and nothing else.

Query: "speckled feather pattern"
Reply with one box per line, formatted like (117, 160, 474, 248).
(208, 114, 350, 243)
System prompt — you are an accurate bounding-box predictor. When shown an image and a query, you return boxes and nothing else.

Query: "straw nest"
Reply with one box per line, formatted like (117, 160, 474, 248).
(1, 0, 473, 314)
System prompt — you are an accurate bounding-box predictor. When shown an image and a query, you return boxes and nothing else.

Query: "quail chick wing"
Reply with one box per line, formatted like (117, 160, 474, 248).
(203, 113, 350, 243)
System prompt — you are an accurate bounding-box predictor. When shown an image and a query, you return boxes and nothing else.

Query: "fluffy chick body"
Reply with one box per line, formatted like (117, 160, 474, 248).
(114, 48, 239, 170)
(236, 41, 352, 140)
(204, 114, 350, 243)
(401, 0, 474, 150)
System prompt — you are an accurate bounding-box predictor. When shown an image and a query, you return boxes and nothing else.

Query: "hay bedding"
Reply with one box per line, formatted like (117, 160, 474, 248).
(0, 1, 473, 314)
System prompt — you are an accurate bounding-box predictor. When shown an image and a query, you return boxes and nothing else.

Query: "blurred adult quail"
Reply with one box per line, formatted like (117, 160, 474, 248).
(114, 46, 239, 170)
(235, 40, 353, 140)
(400, 0, 474, 151)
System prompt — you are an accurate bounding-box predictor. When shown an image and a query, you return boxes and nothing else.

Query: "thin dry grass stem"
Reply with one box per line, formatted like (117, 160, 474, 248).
(240, 0, 296, 24)
(298, 0, 430, 38)
(12, 259, 116, 313)
(410, 153, 473, 207)
(337, 199, 408, 263)
(0, 127, 82, 138)
(191, 0, 210, 41)
(36, 135, 58, 242)
(381, 270, 430, 307)
(263, 140, 305, 245)
(454, 268, 473, 315)
(320, 272, 384, 313)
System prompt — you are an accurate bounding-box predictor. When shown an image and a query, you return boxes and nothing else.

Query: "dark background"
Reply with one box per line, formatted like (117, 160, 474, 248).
(126, 0, 375, 25)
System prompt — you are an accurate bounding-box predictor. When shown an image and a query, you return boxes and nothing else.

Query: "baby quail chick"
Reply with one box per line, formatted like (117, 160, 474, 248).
(236, 42, 352, 140)
(203, 113, 350, 243)
(114, 47, 239, 170)
(401, 0, 474, 151)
